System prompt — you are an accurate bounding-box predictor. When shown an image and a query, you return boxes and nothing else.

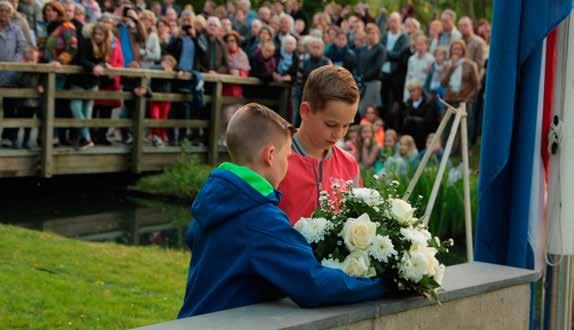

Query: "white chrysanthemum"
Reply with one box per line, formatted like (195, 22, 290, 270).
(400, 227, 432, 246)
(389, 198, 416, 225)
(399, 252, 429, 282)
(341, 213, 377, 251)
(321, 258, 344, 270)
(350, 188, 384, 207)
(294, 217, 331, 244)
(369, 235, 397, 263)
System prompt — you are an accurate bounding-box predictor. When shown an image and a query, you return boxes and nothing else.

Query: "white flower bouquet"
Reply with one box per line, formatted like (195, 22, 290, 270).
(294, 181, 454, 300)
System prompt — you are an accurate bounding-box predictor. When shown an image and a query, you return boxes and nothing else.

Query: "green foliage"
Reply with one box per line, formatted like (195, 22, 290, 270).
(133, 144, 213, 200)
(363, 163, 478, 240)
(0, 224, 189, 329)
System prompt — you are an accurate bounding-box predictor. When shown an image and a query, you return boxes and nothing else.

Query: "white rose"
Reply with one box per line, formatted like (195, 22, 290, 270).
(351, 188, 384, 207)
(369, 235, 397, 263)
(341, 213, 377, 251)
(390, 198, 416, 225)
(410, 244, 438, 276)
(294, 217, 330, 244)
(343, 250, 371, 277)
(400, 227, 432, 246)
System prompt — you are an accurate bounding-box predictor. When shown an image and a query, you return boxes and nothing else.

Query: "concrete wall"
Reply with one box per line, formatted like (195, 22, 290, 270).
(334, 284, 530, 330)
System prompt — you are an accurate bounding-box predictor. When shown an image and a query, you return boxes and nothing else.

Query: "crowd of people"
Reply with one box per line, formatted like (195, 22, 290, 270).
(0, 0, 491, 174)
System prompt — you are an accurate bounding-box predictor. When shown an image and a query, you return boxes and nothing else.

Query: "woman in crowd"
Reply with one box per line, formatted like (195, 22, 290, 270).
(156, 18, 172, 54)
(92, 13, 124, 146)
(441, 39, 480, 105)
(273, 34, 298, 83)
(68, 22, 113, 149)
(223, 31, 250, 97)
(139, 9, 161, 68)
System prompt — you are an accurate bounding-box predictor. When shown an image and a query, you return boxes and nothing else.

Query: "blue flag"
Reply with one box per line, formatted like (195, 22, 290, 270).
(475, 0, 572, 269)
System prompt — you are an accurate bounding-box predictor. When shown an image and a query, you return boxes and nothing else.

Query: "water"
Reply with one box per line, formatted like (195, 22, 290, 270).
(0, 174, 192, 249)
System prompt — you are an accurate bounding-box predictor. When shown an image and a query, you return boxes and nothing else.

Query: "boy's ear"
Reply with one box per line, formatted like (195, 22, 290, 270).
(299, 101, 311, 121)
(261, 143, 276, 167)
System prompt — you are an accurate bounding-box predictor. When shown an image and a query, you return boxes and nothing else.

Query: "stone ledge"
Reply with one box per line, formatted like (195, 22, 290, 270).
(135, 262, 538, 330)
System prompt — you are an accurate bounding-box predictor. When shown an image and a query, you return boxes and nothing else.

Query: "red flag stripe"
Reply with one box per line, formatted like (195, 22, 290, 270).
(541, 28, 558, 183)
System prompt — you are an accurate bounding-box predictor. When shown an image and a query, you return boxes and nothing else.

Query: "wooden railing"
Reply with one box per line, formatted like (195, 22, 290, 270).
(0, 62, 291, 178)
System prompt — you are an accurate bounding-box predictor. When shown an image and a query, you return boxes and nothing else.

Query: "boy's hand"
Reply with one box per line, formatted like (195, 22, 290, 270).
(50, 61, 61, 69)
(229, 69, 240, 76)
(177, 71, 187, 79)
(283, 74, 292, 82)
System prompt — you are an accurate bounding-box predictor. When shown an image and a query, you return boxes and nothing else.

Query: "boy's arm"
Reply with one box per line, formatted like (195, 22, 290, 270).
(247, 217, 389, 308)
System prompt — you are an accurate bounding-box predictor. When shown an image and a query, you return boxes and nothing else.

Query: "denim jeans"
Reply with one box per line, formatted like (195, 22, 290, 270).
(70, 85, 96, 141)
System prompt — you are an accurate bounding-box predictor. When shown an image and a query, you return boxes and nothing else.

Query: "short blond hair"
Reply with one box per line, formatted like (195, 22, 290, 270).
(302, 65, 359, 112)
(226, 103, 295, 164)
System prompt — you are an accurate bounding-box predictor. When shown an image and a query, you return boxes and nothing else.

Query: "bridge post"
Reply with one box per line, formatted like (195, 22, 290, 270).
(131, 77, 149, 173)
(41, 72, 56, 178)
(208, 81, 223, 165)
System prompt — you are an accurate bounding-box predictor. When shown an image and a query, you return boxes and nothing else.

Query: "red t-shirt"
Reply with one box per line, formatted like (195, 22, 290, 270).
(278, 138, 362, 225)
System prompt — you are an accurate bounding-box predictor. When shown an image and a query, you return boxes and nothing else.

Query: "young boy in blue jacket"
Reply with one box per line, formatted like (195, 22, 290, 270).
(177, 103, 393, 318)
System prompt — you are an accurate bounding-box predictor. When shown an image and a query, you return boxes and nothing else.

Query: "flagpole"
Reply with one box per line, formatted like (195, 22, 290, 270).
(459, 103, 474, 262)
(543, 13, 574, 330)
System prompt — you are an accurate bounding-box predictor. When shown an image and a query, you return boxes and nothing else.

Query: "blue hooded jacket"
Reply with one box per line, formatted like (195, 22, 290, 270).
(177, 162, 389, 318)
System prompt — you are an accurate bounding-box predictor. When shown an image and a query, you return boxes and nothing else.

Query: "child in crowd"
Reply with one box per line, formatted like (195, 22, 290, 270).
(355, 123, 381, 170)
(399, 134, 419, 162)
(340, 124, 359, 154)
(417, 133, 447, 165)
(373, 118, 385, 147)
(381, 134, 419, 176)
(383, 128, 398, 155)
(136, 54, 177, 147)
(425, 46, 447, 112)
(279, 65, 361, 224)
(359, 105, 379, 126)
(178, 103, 394, 318)
(18, 48, 44, 149)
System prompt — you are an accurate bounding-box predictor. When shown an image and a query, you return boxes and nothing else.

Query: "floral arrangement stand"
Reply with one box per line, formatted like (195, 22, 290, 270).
(403, 100, 474, 262)
(136, 262, 537, 330)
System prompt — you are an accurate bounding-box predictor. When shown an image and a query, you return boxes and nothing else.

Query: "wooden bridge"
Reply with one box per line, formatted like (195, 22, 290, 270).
(0, 63, 290, 178)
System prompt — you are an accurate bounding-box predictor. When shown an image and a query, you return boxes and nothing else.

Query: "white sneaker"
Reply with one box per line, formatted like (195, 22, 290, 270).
(152, 135, 165, 147)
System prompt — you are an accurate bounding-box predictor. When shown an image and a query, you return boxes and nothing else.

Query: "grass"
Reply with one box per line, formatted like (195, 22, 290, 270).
(0, 224, 189, 329)
(132, 145, 213, 201)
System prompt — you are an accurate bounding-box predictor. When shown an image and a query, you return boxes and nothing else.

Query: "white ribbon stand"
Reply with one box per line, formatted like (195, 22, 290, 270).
(402, 100, 474, 262)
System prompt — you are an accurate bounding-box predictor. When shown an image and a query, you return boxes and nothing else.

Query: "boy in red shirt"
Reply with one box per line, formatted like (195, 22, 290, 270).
(279, 65, 362, 225)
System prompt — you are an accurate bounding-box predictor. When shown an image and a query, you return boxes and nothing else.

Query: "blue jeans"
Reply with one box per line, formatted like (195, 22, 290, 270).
(70, 85, 96, 141)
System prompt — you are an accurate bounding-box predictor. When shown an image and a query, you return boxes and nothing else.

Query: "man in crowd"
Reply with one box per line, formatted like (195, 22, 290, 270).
(0, 0, 26, 148)
(438, 9, 461, 48)
(380, 12, 409, 130)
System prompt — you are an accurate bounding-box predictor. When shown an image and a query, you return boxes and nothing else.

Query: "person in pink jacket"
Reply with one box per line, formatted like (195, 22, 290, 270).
(278, 65, 362, 225)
